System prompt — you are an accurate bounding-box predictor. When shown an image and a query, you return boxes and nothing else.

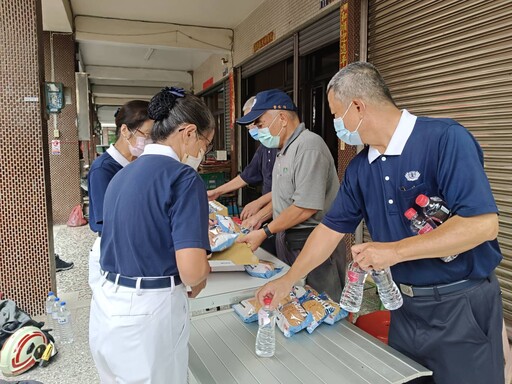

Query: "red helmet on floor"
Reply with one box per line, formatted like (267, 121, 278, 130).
(0, 326, 48, 376)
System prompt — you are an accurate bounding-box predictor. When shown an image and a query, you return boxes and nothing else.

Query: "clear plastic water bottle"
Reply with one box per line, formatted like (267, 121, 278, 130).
(371, 268, 403, 310)
(339, 261, 368, 313)
(57, 301, 74, 344)
(51, 297, 60, 333)
(405, 208, 457, 262)
(255, 297, 275, 357)
(45, 291, 55, 327)
(415, 194, 451, 224)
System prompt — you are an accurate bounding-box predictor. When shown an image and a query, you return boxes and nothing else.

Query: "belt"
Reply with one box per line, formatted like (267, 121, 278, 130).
(104, 272, 182, 289)
(399, 278, 485, 298)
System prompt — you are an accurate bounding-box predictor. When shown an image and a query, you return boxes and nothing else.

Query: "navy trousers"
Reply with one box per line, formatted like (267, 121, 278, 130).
(389, 273, 504, 384)
(275, 231, 346, 301)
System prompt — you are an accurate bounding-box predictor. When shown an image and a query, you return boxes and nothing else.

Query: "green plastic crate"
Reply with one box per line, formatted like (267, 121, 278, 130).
(200, 172, 225, 190)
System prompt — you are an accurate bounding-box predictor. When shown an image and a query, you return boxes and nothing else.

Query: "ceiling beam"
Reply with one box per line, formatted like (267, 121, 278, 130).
(86, 65, 192, 88)
(90, 78, 177, 88)
(91, 85, 162, 99)
(75, 16, 232, 53)
(42, 0, 73, 32)
(94, 97, 151, 106)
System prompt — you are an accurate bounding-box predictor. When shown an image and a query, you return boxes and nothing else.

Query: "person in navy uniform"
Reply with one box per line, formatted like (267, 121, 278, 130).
(87, 100, 153, 289)
(89, 87, 214, 384)
(208, 96, 278, 254)
(208, 96, 277, 229)
(256, 62, 504, 384)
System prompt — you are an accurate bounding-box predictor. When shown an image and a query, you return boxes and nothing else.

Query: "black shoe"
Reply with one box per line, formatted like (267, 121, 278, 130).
(55, 254, 74, 272)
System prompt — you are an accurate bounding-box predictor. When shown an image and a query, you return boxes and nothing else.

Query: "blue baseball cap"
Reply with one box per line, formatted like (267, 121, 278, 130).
(237, 89, 297, 125)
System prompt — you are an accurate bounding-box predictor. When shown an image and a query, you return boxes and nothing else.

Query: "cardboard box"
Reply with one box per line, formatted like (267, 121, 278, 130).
(208, 242, 259, 272)
(209, 200, 228, 220)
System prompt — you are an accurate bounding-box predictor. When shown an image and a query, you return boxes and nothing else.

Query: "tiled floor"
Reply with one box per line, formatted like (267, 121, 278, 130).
(1, 225, 382, 384)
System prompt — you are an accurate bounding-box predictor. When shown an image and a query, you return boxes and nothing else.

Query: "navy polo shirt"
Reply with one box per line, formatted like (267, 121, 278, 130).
(87, 145, 129, 234)
(240, 145, 277, 194)
(323, 111, 502, 286)
(100, 144, 211, 278)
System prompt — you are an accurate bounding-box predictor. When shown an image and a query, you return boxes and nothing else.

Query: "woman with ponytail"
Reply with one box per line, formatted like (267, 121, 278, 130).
(89, 87, 215, 383)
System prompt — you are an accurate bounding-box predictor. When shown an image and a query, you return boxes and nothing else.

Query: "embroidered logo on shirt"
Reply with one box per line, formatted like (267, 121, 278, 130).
(405, 171, 420, 181)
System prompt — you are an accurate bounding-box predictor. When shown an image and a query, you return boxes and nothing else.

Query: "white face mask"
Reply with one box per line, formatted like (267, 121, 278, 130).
(182, 148, 205, 171)
(126, 135, 146, 157)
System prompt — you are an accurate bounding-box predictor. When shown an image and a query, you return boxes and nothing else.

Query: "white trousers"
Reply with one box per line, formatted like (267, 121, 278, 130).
(88, 236, 102, 290)
(89, 279, 190, 384)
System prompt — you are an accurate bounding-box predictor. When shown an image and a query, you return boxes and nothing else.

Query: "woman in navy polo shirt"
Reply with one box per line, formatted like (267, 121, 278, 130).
(87, 100, 153, 289)
(89, 87, 213, 384)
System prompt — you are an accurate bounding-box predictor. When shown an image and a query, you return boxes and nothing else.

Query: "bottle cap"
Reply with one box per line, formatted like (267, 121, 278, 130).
(415, 194, 429, 207)
(48, 291, 54, 296)
(404, 208, 418, 220)
(54, 297, 60, 302)
(263, 297, 272, 305)
(60, 301, 66, 306)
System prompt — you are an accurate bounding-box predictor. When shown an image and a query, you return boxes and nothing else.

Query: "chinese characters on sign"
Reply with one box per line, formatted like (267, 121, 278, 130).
(340, 3, 349, 68)
(253, 31, 275, 53)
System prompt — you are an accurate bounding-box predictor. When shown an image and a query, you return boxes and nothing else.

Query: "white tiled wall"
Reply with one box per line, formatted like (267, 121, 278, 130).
(193, 0, 341, 92)
(233, 0, 341, 66)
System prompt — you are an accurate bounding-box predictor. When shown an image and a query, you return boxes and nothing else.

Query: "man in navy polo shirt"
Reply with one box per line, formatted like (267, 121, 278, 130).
(256, 62, 504, 384)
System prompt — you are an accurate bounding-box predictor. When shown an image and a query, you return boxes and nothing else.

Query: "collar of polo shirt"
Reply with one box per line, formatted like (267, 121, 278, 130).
(368, 109, 417, 163)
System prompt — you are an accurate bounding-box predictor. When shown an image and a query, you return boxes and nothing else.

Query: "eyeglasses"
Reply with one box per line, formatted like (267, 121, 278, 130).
(135, 128, 151, 139)
(178, 127, 214, 154)
(198, 132, 214, 154)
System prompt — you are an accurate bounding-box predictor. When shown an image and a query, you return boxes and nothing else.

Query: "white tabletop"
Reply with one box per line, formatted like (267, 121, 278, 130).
(190, 248, 289, 313)
(188, 309, 433, 384)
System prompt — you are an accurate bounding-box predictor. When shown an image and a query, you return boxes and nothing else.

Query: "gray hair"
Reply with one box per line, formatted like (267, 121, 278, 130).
(149, 92, 215, 142)
(242, 96, 256, 114)
(326, 62, 396, 106)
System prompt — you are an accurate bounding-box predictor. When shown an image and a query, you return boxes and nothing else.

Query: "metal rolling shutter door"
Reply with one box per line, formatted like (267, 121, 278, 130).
(367, 0, 512, 321)
(299, 8, 340, 56)
(241, 37, 293, 79)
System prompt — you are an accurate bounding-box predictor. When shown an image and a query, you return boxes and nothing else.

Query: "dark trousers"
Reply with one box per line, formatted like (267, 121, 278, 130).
(390, 273, 504, 384)
(260, 236, 277, 256)
(275, 231, 346, 301)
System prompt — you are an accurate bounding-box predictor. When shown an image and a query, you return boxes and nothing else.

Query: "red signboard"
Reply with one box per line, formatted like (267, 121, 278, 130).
(253, 31, 275, 53)
(202, 77, 214, 90)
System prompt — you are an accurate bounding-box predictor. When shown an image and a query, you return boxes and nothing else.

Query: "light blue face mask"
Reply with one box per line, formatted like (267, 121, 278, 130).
(248, 127, 259, 140)
(333, 102, 364, 146)
(257, 114, 283, 148)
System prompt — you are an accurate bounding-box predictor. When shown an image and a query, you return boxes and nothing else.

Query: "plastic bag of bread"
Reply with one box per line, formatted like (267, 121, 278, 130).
(210, 232, 239, 252)
(301, 293, 336, 333)
(233, 297, 261, 323)
(318, 292, 349, 325)
(276, 292, 313, 337)
(293, 285, 319, 303)
(216, 214, 239, 234)
(244, 260, 283, 279)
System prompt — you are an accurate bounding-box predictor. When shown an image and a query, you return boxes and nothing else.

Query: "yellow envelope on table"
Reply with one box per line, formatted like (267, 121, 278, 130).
(208, 242, 259, 272)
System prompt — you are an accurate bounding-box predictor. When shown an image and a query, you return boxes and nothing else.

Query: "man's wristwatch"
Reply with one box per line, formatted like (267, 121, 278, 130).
(262, 223, 274, 238)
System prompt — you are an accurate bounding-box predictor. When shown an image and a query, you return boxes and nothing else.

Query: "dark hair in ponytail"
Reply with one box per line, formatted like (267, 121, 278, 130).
(148, 87, 215, 142)
(114, 100, 150, 139)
